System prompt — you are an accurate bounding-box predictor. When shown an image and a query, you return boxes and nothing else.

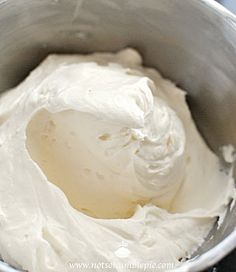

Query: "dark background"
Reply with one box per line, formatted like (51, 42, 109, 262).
(204, 1, 236, 272)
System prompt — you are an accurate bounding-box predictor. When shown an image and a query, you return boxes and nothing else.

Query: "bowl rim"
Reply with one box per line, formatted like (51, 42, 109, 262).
(0, 0, 235, 272)
(176, 1, 236, 270)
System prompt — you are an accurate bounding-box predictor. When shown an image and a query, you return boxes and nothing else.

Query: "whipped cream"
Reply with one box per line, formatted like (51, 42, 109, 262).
(0, 49, 234, 271)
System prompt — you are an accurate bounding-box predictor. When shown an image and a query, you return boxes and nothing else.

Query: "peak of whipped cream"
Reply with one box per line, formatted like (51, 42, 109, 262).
(0, 49, 234, 272)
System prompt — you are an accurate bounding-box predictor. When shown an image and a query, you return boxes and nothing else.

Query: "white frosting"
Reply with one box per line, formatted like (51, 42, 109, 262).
(0, 49, 234, 271)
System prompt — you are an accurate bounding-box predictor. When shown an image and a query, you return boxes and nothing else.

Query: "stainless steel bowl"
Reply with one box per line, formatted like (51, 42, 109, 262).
(0, 0, 236, 271)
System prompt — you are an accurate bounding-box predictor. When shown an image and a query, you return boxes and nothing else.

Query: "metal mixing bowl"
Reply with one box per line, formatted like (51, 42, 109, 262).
(0, 0, 236, 271)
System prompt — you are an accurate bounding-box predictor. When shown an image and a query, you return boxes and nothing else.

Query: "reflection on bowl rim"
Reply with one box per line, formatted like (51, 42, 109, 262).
(0, 0, 235, 271)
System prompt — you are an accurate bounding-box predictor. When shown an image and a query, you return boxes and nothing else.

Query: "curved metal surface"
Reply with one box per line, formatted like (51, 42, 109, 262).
(0, 0, 236, 271)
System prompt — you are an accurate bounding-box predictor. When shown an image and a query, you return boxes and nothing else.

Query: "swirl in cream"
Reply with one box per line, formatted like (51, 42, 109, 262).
(0, 49, 234, 272)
